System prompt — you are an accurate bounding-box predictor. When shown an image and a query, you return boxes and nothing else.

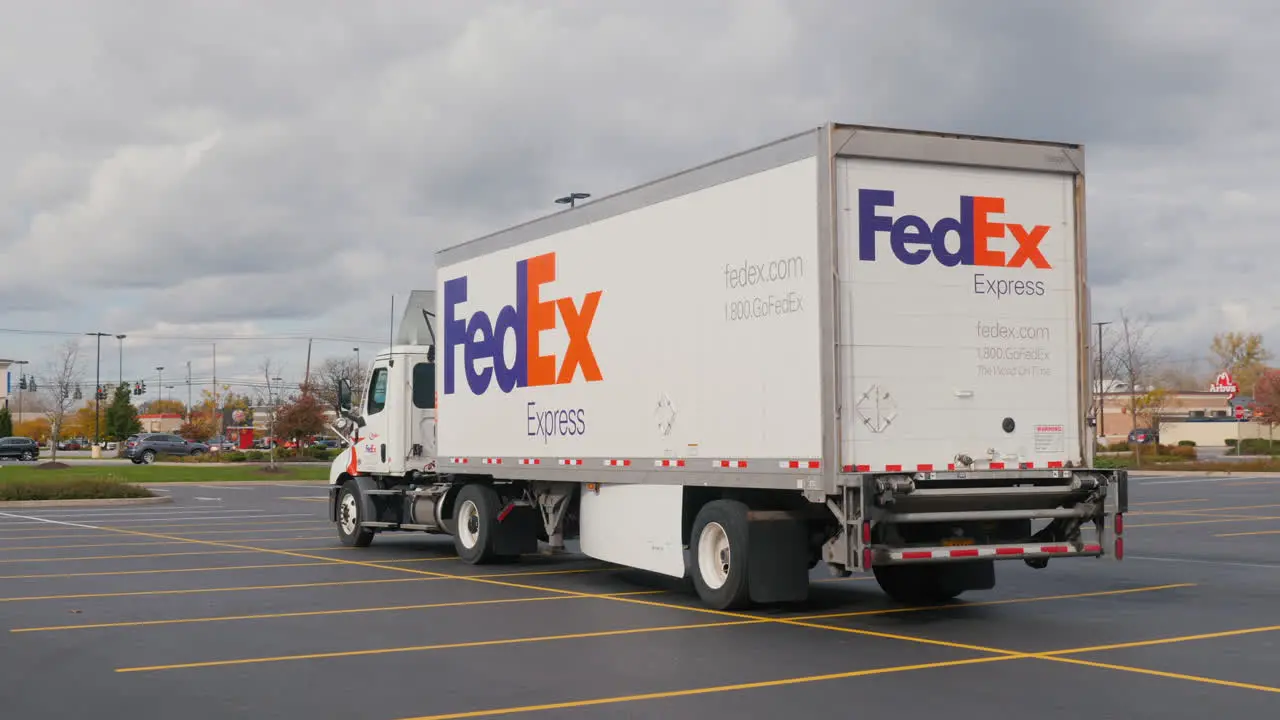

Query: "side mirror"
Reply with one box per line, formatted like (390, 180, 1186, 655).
(337, 378, 353, 412)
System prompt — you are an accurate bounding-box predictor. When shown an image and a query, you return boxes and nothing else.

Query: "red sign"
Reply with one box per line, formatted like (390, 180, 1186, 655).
(1210, 371, 1239, 395)
(1235, 405, 1245, 419)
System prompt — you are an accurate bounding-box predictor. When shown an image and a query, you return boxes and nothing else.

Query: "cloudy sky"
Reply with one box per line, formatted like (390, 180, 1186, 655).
(1, 0, 1276, 402)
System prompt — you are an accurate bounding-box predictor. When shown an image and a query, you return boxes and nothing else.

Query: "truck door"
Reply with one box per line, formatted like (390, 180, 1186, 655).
(356, 362, 392, 474)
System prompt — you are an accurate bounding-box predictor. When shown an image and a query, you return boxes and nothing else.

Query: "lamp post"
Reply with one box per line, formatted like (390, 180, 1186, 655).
(116, 335, 126, 387)
(87, 332, 110, 451)
(555, 192, 590, 208)
(156, 366, 164, 408)
(1093, 321, 1112, 439)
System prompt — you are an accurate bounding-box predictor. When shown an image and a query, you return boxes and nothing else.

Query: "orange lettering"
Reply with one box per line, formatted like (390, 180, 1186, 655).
(1008, 224, 1051, 268)
(971, 196, 1006, 267)
(525, 253, 558, 386)
(556, 291, 603, 384)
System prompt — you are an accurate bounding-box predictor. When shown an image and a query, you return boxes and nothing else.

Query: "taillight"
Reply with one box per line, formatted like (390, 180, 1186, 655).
(1115, 537, 1124, 560)
(861, 521, 871, 544)
(862, 548, 874, 568)
(1115, 514, 1124, 534)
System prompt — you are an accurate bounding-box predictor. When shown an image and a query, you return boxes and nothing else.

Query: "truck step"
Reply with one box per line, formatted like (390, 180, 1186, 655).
(397, 524, 436, 531)
(360, 521, 399, 528)
(363, 489, 403, 496)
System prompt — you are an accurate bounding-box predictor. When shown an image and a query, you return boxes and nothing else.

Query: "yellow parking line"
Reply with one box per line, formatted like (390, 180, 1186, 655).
(111, 584, 1187, 673)
(13, 590, 667, 633)
(0, 536, 332, 551)
(1216, 528, 1280, 537)
(1129, 515, 1280, 529)
(12, 513, 1263, 698)
(0, 555, 461, 580)
(1047, 656, 1280, 694)
(1133, 503, 1280, 516)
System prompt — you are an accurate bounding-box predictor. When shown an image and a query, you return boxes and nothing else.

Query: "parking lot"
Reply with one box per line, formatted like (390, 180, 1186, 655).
(1, 474, 1278, 719)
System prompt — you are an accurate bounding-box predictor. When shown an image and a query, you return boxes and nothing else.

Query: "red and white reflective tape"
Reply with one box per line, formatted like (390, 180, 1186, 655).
(450, 457, 469, 464)
(655, 459, 686, 468)
(603, 459, 632, 467)
(519, 458, 541, 465)
(842, 461, 1067, 473)
(714, 460, 749, 469)
(887, 543, 1104, 561)
(559, 458, 583, 466)
(482, 458, 502, 465)
(780, 460, 821, 469)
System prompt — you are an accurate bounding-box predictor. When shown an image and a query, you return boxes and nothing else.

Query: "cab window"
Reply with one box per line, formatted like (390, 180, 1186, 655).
(412, 362, 435, 409)
(367, 367, 388, 415)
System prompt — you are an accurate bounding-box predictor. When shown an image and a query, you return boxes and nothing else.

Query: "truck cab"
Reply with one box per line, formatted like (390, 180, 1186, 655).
(330, 345, 438, 480)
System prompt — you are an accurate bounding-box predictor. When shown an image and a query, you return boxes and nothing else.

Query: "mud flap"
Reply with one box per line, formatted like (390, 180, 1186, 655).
(746, 511, 810, 604)
(937, 560, 996, 592)
(492, 504, 541, 557)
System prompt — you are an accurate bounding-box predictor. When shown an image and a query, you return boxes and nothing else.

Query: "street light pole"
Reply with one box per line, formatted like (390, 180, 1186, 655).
(156, 366, 164, 408)
(116, 335, 126, 387)
(1093, 321, 1112, 439)
(14, 360, 28, 425)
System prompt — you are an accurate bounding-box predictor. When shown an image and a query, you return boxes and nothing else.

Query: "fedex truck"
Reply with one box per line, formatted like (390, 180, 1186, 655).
(327, 122, 1128, 610)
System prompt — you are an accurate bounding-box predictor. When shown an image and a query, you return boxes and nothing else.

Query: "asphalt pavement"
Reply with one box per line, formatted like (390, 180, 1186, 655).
(0, 473, 1277, 718)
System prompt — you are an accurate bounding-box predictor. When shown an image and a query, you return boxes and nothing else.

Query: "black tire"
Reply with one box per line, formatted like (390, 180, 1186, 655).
(689, 499, 753, 610)
(452, 483, 502, 565)
(140, 449, 156, 464)
(190, 449, 204, 456)
(336, 482, 375, 547)
(20, 451, 34, 461)
(872, 564, 965, 604)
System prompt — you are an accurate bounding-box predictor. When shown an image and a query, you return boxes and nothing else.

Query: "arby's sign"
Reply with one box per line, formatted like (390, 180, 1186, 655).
(1209, 371, 1239, 396)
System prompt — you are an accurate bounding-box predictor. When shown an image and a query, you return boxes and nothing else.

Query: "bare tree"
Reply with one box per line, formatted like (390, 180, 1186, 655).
(1106, 310, 1166, 466)
(39, 340, 84, 462)
(313, 356, 364, 409)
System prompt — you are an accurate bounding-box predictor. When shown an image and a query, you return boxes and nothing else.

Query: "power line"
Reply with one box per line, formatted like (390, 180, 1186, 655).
(0, 327, 386, 344)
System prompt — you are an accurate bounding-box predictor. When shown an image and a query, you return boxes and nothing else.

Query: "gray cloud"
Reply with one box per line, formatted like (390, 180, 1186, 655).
(1, 0, 1278, 390)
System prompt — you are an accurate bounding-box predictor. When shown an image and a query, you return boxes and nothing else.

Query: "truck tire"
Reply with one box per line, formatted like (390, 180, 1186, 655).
(452, 483, 502, 564)
(689, 499, 752, 610)
(337, 482, 375, 548)
(872, 562, 991, 604)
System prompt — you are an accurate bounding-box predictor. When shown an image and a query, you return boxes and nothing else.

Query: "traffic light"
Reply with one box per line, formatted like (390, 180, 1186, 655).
(96, 385, 106, 400)
(28, 378, 37, 392)
(18, 376, 26, 390)
(73, 386, 82, 400)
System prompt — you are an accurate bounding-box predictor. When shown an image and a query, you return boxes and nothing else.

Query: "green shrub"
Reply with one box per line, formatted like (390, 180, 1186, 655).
(0, 477, 153, 501)
(1177, 440, 1196, 447)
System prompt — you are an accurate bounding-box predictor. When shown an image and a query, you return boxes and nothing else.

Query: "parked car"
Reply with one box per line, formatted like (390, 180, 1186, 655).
(122, 433, 210, 464)
(0, 436, 40, 461)
(1128, 427, 1159, 445)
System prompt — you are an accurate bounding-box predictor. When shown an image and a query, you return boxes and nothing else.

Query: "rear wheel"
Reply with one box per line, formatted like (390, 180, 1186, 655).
(337, 483, 375, 547)
(20, 450, 34, 461)
(690, 499, 752, 610)
(140, 449, 156, 464)
(873, 562, 992, 604)
(452, 483, 502, 565)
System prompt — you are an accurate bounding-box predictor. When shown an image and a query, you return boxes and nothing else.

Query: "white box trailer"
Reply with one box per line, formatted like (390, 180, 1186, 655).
(326, 122, 1128, 610)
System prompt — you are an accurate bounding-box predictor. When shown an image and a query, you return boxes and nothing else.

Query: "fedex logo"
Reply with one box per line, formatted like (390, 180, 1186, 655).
(857, 189, 1052, 269)
(443, 251, 603, 396)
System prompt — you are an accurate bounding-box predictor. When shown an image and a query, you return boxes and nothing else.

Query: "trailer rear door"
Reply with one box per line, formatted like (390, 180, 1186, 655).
(836, 156, 1084, 472)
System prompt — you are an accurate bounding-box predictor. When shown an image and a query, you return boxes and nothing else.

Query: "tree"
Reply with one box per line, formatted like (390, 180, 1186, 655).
(1254, 369, 1280, 451)
(1210, 332, 1273, 395)
(0, 406, 12, 437)
(176, 420, 215, 442)
(39, 340, 84, 461)
(1106, 311, 1164, 467)
(105, 383, 143, 441)
(274, 385, 328, 445)
(138, 398, 187, 416)
(15, 418, 51, 442)
(66, 405, 106, 439)
(313, 356, 364, 409)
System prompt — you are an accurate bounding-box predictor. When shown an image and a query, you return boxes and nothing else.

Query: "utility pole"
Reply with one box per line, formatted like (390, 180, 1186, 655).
(186, 361, 192, 418)
(1093, 321, 1112, 439)
(304, 338, 313, 390)
(87, 332, 109, 450)
(156, 366, 164, 409)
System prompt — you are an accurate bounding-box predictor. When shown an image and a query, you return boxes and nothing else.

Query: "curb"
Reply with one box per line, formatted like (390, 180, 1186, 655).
(0, 495, 175, 509)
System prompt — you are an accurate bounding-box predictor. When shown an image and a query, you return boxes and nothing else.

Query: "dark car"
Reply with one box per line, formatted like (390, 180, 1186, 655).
(1128, 427, 1159, 445)
(122, 433, 209, 464)
(0, 436, 40, 461)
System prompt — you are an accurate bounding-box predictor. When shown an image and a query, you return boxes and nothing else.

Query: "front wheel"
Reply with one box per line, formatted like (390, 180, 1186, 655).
(690, 499, 752, 610)
(20, 451, 34, 461)
(337, 483, 375, 547)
